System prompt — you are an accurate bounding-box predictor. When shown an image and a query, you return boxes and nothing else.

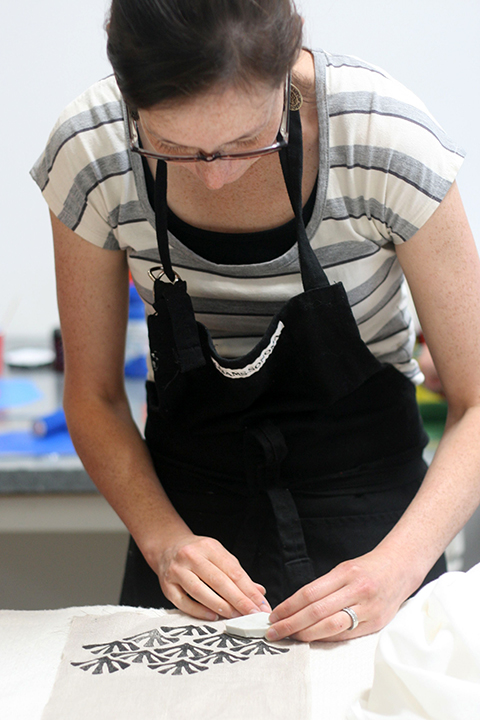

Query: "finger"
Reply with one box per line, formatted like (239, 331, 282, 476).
(200, 545, 272, 614)
(269, 569, 347, 623)
(173, 564, 244, 618)
(190, 558, 269, 617)
(170, 552, 262, 619)
(266, 585, 354, 641)
(266, 603, 362, 643)
(252, 583, 272, 611)
(220, 568, 272, 614)
(290, 606, 363, 642)
(165, 582, 220, 622)
(167, 537, 267, 616)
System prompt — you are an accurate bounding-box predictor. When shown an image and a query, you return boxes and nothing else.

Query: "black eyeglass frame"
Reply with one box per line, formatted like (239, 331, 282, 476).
(127, 73, 291, 163)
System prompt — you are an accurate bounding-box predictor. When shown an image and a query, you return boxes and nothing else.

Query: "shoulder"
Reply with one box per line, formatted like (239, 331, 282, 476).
(31, 76, 127, 195)
(317, 50, 430, 113)
(53, 75, 124, 133)
(319, 50, 463, 165)
(30, 76, 137, 249)
(310, 49, 464, 242)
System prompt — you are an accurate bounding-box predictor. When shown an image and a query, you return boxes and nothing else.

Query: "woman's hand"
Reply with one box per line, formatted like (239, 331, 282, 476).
(265, 548, 417, 642)
(156, 532, 272, 621)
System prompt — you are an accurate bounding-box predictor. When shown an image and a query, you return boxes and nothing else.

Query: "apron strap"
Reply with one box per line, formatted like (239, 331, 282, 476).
(152, 162, 206, 372)
(152, 279, 206, 373)
(244, 420, 316, 595)
(154, 160, 175, 282)
(152, 107, 330, 291)
(279, 109, 330, 292)
(267, 488, 317, 594)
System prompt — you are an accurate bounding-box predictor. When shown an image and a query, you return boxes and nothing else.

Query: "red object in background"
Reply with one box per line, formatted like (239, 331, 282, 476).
(53, 329, 64, 372)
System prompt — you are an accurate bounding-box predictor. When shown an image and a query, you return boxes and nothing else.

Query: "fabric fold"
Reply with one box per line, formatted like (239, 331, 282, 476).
(348, 564, 480, 720)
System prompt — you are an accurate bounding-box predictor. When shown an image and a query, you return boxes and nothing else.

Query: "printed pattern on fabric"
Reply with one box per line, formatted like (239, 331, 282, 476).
(30, 51, 465, 383)
(41, 613, 310, 720)
(71, 623, 289, 676)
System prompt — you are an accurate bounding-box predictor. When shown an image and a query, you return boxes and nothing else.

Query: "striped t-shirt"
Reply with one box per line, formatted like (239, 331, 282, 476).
(31, 49, 465, 383)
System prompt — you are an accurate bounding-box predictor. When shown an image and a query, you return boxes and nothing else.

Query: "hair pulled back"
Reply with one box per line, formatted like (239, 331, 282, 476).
(106, 0, 303, 110)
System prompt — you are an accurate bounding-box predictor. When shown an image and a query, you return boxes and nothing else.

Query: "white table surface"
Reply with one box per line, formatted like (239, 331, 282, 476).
(0, 605, 379, 720)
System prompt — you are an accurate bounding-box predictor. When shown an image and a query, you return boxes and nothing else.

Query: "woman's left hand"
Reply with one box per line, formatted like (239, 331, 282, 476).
(265, 548, 417, 642)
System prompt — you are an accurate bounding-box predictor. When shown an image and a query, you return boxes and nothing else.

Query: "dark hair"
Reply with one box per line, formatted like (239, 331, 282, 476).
(106, 0, 303, 110)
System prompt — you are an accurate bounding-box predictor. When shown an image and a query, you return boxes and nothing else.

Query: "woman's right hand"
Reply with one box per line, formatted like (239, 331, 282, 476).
(156, 532, 271, 620)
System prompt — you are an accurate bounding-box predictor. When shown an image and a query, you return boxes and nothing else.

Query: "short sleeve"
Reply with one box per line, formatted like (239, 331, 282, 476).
(324, 52, 466, 245)
(30, 76, 132, 251)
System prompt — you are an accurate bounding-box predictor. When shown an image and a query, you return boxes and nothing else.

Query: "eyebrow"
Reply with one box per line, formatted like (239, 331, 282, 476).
(142, 118, 271, 150)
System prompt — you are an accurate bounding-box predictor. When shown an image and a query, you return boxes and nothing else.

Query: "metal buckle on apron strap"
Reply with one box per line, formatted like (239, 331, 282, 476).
(148, 265, 182, 284)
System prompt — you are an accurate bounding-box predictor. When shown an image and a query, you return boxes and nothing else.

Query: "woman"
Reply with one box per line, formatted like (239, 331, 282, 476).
(31, 0, 480, 643)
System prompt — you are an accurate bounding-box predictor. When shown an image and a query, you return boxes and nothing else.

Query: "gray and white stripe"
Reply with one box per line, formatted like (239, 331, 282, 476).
(30, 51, 465, 383)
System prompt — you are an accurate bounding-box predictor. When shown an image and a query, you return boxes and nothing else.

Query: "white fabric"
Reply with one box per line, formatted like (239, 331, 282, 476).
(0, 605, 378, 720)
(348, 564, 480, 720)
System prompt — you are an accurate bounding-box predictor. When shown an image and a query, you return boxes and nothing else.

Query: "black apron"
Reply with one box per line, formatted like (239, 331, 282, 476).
(120, 110, 446, 608)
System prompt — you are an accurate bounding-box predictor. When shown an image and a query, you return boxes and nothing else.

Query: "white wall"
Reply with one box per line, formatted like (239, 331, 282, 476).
(1, 0, 479, 341)
(298, 0, 480, 244)
(1, 0, 112, 342)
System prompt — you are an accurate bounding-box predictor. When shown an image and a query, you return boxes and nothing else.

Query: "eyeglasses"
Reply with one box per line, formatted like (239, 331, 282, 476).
(127, 73, 291, 163)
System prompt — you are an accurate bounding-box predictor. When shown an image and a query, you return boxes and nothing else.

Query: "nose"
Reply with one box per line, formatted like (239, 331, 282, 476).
(190, 159, 237, 190)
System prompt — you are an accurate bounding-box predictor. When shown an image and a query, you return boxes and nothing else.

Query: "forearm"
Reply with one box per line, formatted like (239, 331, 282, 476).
(378, 403, 480, 589)
(64, 385, 191, 570)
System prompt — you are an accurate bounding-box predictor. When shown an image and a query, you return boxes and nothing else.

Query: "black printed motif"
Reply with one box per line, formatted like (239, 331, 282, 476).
(71, 623, 290, 676)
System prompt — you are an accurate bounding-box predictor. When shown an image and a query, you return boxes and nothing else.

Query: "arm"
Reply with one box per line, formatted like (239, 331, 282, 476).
(417, 342, 444, 394)
(266, 182, 480, 642)
(51, 212, 269, 618)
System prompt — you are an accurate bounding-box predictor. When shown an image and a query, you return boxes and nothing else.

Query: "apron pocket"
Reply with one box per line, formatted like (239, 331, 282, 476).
(296, 477, 423, 578)
(301, 509, 404, 577)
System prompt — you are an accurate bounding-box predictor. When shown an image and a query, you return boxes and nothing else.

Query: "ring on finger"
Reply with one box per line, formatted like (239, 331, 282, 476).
(341, 606, 359, 630)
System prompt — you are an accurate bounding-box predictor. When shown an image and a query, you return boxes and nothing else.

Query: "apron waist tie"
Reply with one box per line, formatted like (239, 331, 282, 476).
(244, 420, 316, 595)
(266, 487, 316, 594)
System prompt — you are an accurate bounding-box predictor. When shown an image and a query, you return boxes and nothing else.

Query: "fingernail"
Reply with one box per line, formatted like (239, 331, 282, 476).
(265, 627, 278, 641)
(261, 600, 272, 611)
(249, 608, 261, 614)
(269, 612, 278, 623)
(206, 612, 219, 621)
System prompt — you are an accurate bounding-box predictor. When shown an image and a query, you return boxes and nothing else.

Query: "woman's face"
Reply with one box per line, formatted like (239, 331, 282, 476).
(137, 81, 284, 190)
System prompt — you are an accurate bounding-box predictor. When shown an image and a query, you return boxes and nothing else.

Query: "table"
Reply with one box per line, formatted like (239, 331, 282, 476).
(0, 365, 140, 609)
(0, 605, 379, 720)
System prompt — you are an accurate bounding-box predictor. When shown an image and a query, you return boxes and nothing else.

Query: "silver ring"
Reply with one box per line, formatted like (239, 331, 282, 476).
(341, 607, 359, 630)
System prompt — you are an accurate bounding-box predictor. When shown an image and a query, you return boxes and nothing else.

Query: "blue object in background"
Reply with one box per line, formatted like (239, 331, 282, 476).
(0, 405, 75, 456)
(0, 429, 75, 456)
(124, 355, 148, 378)
(125, 282, 149, 379)
(0, 379, 43, 410)
(32, 408, 68, 437)
(0, 406, 75, 456)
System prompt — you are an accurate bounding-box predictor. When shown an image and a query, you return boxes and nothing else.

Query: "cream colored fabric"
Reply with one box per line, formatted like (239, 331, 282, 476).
(348, 564, 480, 720)
(41, 611, 310, 720)
(0, 605, 378, 720)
